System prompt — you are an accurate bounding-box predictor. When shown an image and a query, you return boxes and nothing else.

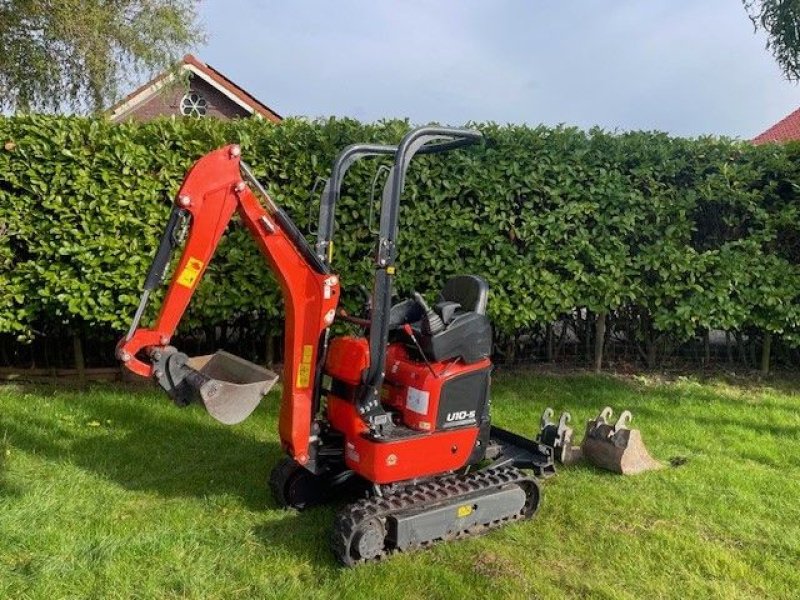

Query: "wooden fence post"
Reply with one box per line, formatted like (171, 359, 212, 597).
(593, 311, 607, 373)
(73, 331, 86, 385)
(265, 332, 275, 368)
(761, 331, 772, 376)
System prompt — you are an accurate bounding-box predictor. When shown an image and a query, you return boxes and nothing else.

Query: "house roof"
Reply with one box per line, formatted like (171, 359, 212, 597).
(107, 54, 282, 122)
(752, 106, 800, 144)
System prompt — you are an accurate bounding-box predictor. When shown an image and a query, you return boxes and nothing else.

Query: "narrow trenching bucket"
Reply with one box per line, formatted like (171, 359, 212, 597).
(154, 349, 279, 425)
(537, 407, 582, 465)
(580, 407, 662, 475)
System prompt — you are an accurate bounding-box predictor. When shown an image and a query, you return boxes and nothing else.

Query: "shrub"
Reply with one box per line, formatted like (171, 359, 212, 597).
(0, 116, 797, 370)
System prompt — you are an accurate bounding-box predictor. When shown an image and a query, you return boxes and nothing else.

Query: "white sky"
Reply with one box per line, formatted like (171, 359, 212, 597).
(196, 0, 800, 139)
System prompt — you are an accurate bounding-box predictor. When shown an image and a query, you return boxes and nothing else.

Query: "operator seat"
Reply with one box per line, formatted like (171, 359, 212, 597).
(439, 275, 489, 315)
(416, 275, 492, 364)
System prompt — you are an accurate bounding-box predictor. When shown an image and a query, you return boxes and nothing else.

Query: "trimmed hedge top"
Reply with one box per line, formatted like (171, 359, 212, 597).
(0, 115, 798, 347)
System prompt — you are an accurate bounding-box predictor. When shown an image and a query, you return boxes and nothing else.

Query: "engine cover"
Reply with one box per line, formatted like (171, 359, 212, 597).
(323, 336, 492, 483)
(382, 344, 491, 432)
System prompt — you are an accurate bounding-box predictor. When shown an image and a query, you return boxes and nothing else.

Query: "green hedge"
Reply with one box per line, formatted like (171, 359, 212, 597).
(1, 116, 798, 366)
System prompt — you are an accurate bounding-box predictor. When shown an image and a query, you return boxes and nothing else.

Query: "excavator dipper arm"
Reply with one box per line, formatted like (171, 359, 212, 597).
(117, 145, 340, 466)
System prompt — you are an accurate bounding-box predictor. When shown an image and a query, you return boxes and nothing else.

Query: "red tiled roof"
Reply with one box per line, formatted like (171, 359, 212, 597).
(182, 55, 281, 122)
(107, 54, 281, 122)
(752, 106, 800, 144)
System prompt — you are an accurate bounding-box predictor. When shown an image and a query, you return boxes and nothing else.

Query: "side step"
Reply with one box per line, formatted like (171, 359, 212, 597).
(152, 348, 278, 424)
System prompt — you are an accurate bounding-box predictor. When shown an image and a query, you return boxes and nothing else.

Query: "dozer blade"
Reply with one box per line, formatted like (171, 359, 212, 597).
(152, 348, 279, 425)
(580, 407, 662, 475)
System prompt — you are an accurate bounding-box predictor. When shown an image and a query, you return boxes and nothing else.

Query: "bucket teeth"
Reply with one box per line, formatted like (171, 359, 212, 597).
(581, 407, 662, 475)
(595, 406, 614, 425)
(539, 407, 555, 431)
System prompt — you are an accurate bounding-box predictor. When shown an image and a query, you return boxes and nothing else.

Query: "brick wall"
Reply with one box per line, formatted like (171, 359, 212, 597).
(117, 75, 251, 122)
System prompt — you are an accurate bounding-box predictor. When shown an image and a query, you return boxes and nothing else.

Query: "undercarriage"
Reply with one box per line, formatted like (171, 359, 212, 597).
(270, 424, 554, 565)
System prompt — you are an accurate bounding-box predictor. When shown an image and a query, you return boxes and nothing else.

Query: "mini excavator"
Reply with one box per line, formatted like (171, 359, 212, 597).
(117, 126, 554, 565)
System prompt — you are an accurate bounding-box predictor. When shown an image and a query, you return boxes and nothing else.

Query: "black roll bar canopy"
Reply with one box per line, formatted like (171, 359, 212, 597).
(315, 144, 397, 265)
(310, 126, 483, 429)
(359, 126, 484, 426)
(315, 133, 482, 266)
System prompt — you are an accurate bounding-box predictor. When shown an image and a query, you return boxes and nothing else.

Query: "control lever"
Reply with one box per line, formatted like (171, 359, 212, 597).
(413, 291, 445, 335)
(402, 324, 438, 378)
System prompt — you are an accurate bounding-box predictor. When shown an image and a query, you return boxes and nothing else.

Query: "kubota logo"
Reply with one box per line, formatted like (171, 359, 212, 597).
(446, 410, 476, 422)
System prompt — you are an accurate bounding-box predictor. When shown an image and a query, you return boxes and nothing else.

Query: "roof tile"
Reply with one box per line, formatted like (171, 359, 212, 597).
(752, 106, 800, 144)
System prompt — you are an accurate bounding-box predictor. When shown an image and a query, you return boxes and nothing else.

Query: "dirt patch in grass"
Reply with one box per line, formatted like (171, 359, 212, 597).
(472, 551, 523, 579)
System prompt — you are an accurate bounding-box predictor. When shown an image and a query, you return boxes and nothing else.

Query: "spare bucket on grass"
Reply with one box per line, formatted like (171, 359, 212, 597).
(580, 407, 662, 475)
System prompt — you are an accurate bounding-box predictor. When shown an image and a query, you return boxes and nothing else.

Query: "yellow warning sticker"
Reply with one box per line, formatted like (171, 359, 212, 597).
(457, 505, 474, 518)
(296, 364, 311, 388)
(296, 344, 314, 388)
(302, 345, 313, 363)
(176, 257, 204, 288)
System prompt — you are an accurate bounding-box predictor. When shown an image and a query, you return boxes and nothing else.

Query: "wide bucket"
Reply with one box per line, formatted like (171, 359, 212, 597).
(156, 349, 279, 425)
(580, 408, 662, 475)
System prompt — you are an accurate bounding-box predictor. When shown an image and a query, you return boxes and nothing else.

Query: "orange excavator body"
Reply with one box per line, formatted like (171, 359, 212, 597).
(118, 128, 554, 566)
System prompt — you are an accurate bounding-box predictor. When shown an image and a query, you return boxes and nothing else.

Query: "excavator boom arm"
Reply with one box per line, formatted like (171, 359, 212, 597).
(117, 145, 340, 465)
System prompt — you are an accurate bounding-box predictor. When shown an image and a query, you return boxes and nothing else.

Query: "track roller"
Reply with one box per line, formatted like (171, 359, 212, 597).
(269, 457, 327, 510)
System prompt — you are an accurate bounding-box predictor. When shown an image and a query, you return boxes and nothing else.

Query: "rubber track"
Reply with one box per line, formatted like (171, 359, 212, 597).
(331, 466, 538, 566)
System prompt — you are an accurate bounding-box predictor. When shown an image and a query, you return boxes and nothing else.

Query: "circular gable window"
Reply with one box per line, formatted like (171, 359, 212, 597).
(180, 91, 208, 117)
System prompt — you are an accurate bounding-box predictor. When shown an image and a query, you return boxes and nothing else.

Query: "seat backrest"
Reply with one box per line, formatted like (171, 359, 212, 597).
(439, 275, 489, 315)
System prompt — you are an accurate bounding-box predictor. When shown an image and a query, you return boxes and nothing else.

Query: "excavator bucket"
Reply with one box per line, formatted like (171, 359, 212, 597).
(580, 407, 662, 475)
(536, 407, 582, 465)
(152, 348, 279, 425)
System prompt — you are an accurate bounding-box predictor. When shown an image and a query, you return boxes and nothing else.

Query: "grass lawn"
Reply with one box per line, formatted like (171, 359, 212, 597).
(0, 372, 798, 599)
